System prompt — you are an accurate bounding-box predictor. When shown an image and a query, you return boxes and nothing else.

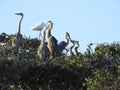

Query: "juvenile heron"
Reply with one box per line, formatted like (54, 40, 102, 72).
(69, 40, 75, 57)
(37, 26, 48, 60)
(46, 21, 58, 59)
(58, 32, 70, 55)
(86, 43, 93, 55)
(66, 33, 75, 57)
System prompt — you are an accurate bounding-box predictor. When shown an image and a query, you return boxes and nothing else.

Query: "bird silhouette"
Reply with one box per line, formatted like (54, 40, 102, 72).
(12, 13, 24, 59)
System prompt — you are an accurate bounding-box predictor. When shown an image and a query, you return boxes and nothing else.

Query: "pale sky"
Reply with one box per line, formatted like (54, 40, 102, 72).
(0, 0, 120, 52)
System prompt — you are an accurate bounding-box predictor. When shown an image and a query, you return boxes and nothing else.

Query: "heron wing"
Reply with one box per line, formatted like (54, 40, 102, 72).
(58, 41, 67, 50)
(49, 36, 58, 44)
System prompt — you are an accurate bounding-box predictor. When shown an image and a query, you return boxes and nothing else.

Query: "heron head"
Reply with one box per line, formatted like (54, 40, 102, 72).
(1, 32, 8, 36)
(47, 21, 54, 25)
(89, 43, 93, 46)
(15, 13, 24, 16)
(65, 32, 70, 38)
(45, 20, 54, 30)
(47, 20, 53, 24)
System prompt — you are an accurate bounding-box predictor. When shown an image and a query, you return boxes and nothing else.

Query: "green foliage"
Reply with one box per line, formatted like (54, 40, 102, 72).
(0, 35, 120, 90)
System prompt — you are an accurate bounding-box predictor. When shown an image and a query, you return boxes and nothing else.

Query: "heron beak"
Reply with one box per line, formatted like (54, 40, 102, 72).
(14, 13, 23, 16)
(15, 13, 19, 15)
(65, 32, 68, 34)
(65, 32, 70, 37)
(89, 43, 93, 45)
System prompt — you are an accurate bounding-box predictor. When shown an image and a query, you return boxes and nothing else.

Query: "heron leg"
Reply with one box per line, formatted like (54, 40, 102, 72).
(39, 31, 42, 40)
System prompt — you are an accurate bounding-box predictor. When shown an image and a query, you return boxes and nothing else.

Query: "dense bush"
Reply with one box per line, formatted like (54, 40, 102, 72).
(0, 35, 120, 90)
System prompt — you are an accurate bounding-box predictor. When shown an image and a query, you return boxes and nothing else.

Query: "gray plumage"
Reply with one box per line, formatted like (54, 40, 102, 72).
(58, 32, 69, 55)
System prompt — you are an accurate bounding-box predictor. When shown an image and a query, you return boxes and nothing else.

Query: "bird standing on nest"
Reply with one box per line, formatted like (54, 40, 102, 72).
(46, 21, 58, 59)
(58, 32, 70, 55)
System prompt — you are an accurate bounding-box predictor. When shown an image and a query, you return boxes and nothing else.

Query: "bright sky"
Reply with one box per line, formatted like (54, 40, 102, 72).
(0, 0, 120, 52)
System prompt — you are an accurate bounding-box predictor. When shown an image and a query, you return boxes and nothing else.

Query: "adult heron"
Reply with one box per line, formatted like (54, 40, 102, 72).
(12, 13, 24, 59)
(46, 21, 58, 59)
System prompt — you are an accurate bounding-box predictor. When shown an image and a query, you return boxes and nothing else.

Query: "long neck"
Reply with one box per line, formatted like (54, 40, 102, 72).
(70, 43, 75, 51)
(87, 45, 92, 51)
(74, 45, 79, 56)
(67, 34, 72, 43)
(69, 41, 75, 56)
(75, 42, 79, 52)
(65, 36, 69, 46)
(41, 28, 46, 46)
(46, 21, 53, 39)
(16, 15, 23, 35)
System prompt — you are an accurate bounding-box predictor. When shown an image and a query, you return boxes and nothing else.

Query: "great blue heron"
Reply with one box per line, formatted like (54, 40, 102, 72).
(74, 41, 80, 57)
(12, 13, 24, 59)
(58, 32, 70, 55)
(0, 32, 8, 42)
(37, 26, 48, 60)
(46, 21, 58, 59)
